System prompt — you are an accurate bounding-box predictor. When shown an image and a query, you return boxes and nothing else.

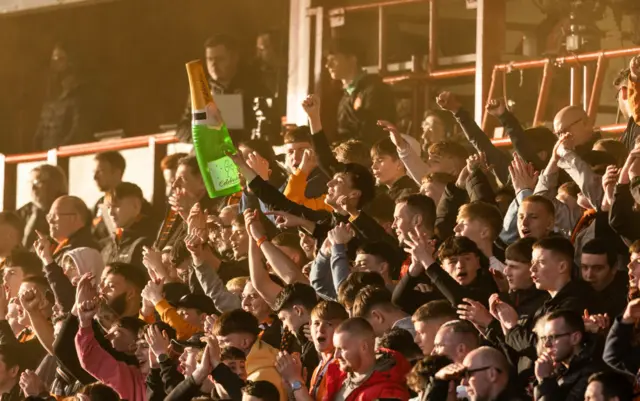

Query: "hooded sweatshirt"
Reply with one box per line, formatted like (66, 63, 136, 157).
(63, 247, 105, 284)
(246, 339, 287, 401)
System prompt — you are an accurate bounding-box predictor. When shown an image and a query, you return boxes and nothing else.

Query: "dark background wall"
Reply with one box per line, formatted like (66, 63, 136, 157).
(0, 0, 289, 154)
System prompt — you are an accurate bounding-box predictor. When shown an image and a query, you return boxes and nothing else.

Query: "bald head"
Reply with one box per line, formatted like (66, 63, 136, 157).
(553, 106, 594, 146)
(433, 320, 479, 363)
(464, 346, 509, 372)
(48, 196, 90, 241)
(462, 347, 509, 400)
(335, 317, 376, 342)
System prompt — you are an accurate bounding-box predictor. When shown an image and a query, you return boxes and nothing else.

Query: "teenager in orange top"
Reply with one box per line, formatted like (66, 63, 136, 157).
(275, 300, 348, 401)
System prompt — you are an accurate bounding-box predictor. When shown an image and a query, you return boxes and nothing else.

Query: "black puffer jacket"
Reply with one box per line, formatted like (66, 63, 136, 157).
(101, 213, 159, 269)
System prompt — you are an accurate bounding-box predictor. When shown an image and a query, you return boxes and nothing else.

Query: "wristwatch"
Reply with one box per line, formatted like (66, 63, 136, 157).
(290, 380, 304, 392)
(157, 354, 170, 364)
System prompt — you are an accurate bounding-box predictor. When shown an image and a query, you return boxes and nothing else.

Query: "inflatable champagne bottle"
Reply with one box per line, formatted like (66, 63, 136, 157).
(185, 60, 242, 198)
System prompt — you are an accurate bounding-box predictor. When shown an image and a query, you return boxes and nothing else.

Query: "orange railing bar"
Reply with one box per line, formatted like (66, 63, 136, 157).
(331, 0, 426, 13)
(587, 54, 609, 124)
(4, 132, 177, 164)
(533, 60, 555, 126)
(494, 47, 640, 72)
(490, 123, 626, 148)
(382, 47, 640, 85)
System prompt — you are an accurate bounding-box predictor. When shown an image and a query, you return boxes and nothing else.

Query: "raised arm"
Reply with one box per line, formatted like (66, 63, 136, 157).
(379, 120, 430, 184)
(230, 144, 329, 223)
(188, 247, 241, 312)
(309, 245, 338, 301)
(247, 228, 283, 308)
(245, 209, 308, 285)
(21, 289, 55, 355)
(437, 92, 510, 185)
(556, 133, 604, 209)
(34, 232, 76, 312)
(302, 94, 342, 177)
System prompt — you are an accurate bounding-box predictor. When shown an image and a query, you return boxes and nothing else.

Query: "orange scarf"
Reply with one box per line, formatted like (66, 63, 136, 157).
(53, 238, 69, 255)
(399, 255, 412, 279)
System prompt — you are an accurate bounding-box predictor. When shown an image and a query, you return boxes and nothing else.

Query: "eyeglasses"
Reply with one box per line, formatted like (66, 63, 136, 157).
(554, 116, 583, 135)
(463, 366, 500, 379)
(538, 332, 573, 344)
(46, 213, 77, 223)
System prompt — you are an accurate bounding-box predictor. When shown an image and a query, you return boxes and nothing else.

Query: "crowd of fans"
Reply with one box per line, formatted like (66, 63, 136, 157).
(2, 31, 640, 401)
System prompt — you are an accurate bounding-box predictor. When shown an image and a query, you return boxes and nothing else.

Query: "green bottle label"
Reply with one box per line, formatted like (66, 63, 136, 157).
(208, 157, 241, 191)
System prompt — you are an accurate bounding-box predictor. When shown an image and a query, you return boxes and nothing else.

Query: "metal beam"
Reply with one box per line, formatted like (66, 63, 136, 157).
(0, 0, 113, 16)
(474, 0, 506, 124)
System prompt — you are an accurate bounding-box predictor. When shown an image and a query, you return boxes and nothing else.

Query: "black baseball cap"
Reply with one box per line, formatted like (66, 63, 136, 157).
(175, 294, 218, 316)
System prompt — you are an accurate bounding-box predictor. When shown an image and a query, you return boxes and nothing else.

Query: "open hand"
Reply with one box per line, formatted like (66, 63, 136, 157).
(144, 325, 170, 358)
(583, 310, 610, 333)
(435, 363, 466, 381)
(192, 342, 213, 385)
(404, 230, 436, 267)
(378, 120, 407, 149)
(509, 153, 538, 194)
(142, 246, 167, 281)
(141, 279, 164, 306)
(488, 294, 518, 330)
(457, 298, 493, 328)
(246, 151, 270, 181)
(275, 351, 304, 384)
(187, 202, 208, 242)
(327, 222, 354, 245)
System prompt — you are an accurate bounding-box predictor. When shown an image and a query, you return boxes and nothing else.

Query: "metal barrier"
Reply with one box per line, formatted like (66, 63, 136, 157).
(309, 0, 638, 143)
(0, 133, 181, 212)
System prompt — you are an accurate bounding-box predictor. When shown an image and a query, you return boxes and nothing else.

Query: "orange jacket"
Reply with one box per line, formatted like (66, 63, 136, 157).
(155, 299, 201, 340)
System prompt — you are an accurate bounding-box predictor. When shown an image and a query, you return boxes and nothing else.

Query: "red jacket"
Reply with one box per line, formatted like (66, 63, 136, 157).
(322, 348, 410, 401)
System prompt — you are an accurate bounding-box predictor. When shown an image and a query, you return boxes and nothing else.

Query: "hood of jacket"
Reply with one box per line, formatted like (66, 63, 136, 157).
(246, 339, 280, 377)
(62, 247, 105, 283)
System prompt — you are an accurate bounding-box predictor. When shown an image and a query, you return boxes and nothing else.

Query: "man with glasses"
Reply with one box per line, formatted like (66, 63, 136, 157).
(17, 164, 68, 249)
(436, 346, 525, 401)
(534, 309, 607, 401)
(35, 195, 99, 265)
(486, 237, 600, 392)
(552, 106, 601, 156)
